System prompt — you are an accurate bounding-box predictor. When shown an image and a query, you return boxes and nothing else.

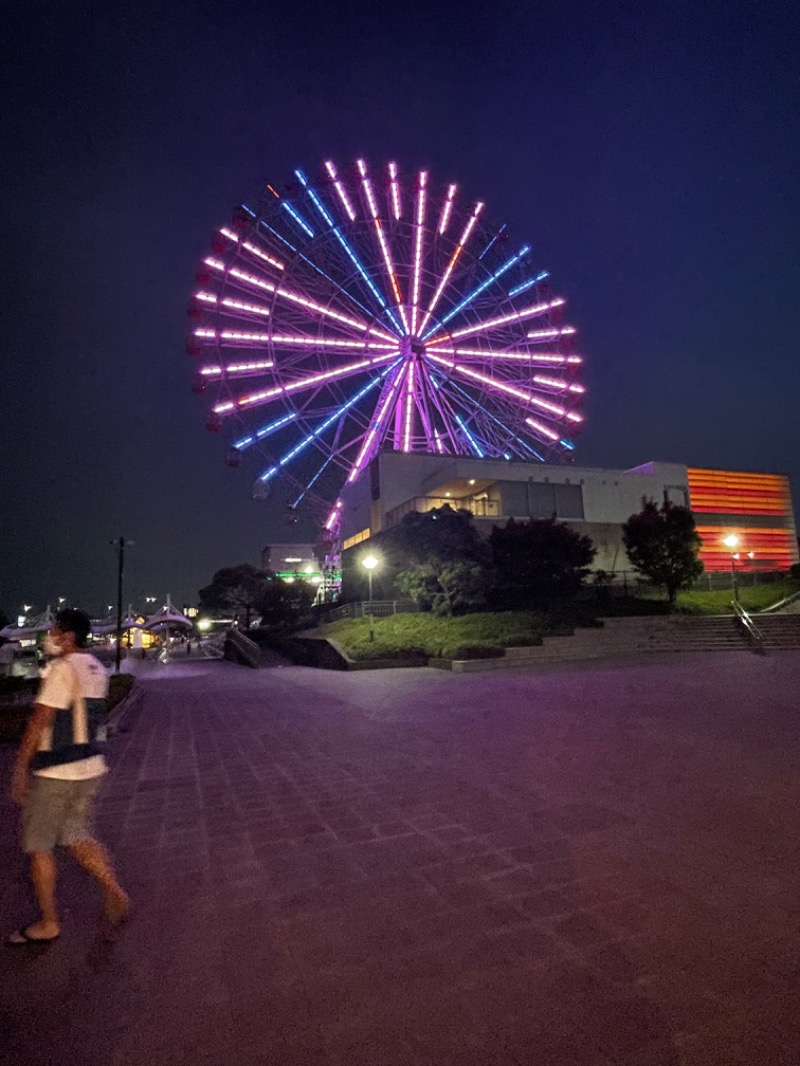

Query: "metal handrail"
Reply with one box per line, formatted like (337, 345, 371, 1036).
(732, 600, 766, 654)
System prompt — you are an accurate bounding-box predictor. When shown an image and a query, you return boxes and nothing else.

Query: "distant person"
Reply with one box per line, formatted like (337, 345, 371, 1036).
(6, 608, 129, 945)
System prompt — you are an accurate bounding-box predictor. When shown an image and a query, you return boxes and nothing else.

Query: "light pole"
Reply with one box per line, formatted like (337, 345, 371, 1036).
(722, 534, 740, 603)
(361, 553, 380, 642)
(111, 537, 135, 673)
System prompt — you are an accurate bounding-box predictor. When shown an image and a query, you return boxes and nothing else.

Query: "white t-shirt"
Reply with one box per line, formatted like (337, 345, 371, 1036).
(35, 653, 109, 780)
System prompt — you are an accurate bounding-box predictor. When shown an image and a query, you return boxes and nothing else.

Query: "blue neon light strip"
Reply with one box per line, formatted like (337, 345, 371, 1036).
(508, 271, 549, 298)
(455, 415, 485, 458)
(280, 201, 315, 238)
(479, 223, 507, 261)
(242, 205, 375, 321)
(258, 371, 389, 482)
(295, 171, 403, 335)
(291, 452, 337, 507)
(234, 412, 297, 451)
(559, 438, 575, 450)
(423, 245, 531, 340)
(435, 373, 545, 462)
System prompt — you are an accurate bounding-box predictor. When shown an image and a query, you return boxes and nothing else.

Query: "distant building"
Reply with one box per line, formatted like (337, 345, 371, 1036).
(339, 453, 798, 573)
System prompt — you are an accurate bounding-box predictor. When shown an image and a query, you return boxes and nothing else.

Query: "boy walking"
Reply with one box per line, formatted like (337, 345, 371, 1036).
(7, 608, 129, 944)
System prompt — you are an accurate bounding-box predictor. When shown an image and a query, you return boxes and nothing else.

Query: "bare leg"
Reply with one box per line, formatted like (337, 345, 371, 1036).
(28, 851, 60, 938)
(67, 838, 129, 924)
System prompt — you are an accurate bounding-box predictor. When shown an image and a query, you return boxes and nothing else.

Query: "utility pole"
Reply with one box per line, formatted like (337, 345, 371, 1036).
(111, 537, 134, 673)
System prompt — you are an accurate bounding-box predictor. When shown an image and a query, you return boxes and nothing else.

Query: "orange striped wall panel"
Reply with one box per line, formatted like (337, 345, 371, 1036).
(688, 468, 798, 570)
(687, 468, 791, 515)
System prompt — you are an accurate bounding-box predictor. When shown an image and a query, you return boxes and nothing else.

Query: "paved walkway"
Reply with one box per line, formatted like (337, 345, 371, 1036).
(2, 652, 800, 1065)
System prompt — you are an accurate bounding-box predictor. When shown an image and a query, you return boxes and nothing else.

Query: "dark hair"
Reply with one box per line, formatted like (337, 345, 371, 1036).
(55, 608, 92, 649)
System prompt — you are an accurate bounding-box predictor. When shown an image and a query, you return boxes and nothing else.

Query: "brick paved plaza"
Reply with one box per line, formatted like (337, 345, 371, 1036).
(3, 651, 800, 1065)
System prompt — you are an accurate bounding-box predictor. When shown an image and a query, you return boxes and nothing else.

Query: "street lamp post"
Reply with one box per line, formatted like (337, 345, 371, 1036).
(111, 537, 134, 673)
(722, 534, 741, 603)
(361, 554, 380, 642)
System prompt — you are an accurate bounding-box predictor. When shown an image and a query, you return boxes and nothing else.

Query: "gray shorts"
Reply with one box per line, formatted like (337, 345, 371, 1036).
(22, 776, 103, 853)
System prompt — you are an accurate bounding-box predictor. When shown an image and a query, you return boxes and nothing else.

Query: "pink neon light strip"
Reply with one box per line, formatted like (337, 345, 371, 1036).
(347, 363, 407, 481)
(324, 160, 357, 222)
(410, 171, 428, 334)
(195, 292, 273, 318)
(527, 326, 577, 341)
(388, 162, 401, 220)
(194, 329, 271, 343)
(200, 361, 274, 376)
(417, 202, 484, 337)
(425, 345, 581, 365)
(268, 335, 399, 352)
(525, 417, 560, 441)
(446, 298, 565, 342)
(209, 260, 394, 341)
(357, 160, 409, 334)
(219, 228, 284, 271)
(425, 352, 569, 417)
(403, 360, 416, 452)
(213, 354, 396, 414)
(325, 499, 343, 531)
(438, 184, 457, 235)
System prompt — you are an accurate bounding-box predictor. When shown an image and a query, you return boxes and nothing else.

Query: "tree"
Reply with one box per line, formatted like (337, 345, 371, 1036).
(198, 564, 268, 629)
(394, 560, 491, 616)
(386, 505, 490, 616)
(258, 577, 315, 627)
(622, 498, 704, 605)
(489, 517, 596, 608)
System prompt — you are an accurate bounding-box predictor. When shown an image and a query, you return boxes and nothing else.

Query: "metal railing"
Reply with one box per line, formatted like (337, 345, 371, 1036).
(319, 600, 419, 624)
(732, 600, 766, 654)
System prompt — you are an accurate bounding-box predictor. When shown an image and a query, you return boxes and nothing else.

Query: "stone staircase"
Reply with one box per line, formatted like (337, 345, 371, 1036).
(451, 613, 799, 673)
(749, 613, 800, 650)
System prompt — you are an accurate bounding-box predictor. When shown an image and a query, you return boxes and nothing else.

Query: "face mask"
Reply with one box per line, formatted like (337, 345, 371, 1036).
(43, 632, 64, 657)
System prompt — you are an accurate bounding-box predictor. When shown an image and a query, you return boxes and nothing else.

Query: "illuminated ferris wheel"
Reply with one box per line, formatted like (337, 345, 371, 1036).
(188, 159, 585, 531)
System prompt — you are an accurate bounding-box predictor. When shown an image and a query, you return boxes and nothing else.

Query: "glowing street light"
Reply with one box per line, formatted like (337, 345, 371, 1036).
(361, 553, 380, 642)
(722, 534, 753, 604)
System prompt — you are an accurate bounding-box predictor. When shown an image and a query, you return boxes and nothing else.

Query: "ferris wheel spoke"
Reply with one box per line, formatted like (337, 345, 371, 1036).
(422, 243, 531, 343)
(203, 256, 395, 342)
(442, 297, 566, 344)
(212, 354, 397, 415)
(526, 326, 577, 343)
(434, 373, 539, 460)
(417, 201, 484, 337)
(232, 412, 297, 453)
(290, 451, 339, 509)
(255, 372, 390, 483)
(295, 169, 403, 335)
(244, 205, 380, 323)
(346, 361, 408, 482)
(437, 184, 457, 236)
(426, 344, 583, 367)
(508, 271, 550, 299)
(424, 352, 580, 424)
(217, 227, 285, 273)
(388, 162, 402, 220)
(479, 223, 508, 261)
(198, 359, 274, 380)
(410, 171, 428, 335)
(324, 161, 358, 222)
(356, 159, 410, 335)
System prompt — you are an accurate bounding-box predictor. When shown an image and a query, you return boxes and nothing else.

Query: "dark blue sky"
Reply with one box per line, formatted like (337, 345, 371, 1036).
(2, 0, 799, 615)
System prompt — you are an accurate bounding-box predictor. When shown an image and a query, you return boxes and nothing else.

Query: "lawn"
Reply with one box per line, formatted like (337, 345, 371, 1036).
(322, 610, 550, 661)
(675, 582, 796, 614)
(320, 581, 797, 661)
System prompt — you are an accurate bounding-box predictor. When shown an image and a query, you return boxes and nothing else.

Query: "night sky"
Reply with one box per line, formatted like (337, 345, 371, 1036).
(3, 0, 799, 616)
